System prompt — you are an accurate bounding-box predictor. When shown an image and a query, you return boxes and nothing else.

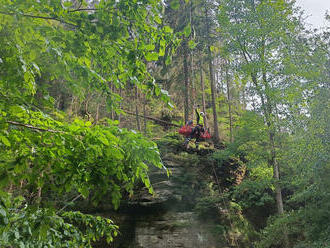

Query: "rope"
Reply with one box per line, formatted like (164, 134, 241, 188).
(210, 161, 240, 248)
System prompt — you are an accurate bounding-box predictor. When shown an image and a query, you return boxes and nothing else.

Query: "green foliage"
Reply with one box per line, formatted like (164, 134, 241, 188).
(258, 87, 330, 248)
(212, 111, 274, 210)
(255, 210, 330, 248)
(0, 0, 172, 245)
(213, 111, 268, 165)
(217, 1, 330, 247)
(213, 111, 269, 169)
(0, 110, 163, 244)
(170, 0, 181, 10)
(0, 193, 118, 248)
(194, 195, 222, 220)
(232, 179, 274, 209)
(0, 110, 163, 205)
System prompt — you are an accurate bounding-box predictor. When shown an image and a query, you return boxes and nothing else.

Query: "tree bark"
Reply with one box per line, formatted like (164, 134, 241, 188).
(200, 64, 207, 129)
(260, 38, 285, 217)
(190, 0, 195, 120)
(205, 6, 220, 143)
(251, 71, 285, 215)
(95, 103, 100, 124)
(269, 131, 284, 214)
(183, 39, 190, 124)
(191, 52, 196, 120)
(225, 60, 233, 142)
(118, 88, 122, 123)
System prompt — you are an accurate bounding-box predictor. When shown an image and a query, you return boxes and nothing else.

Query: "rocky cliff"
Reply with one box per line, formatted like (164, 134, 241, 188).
(93, 134, 247, 248)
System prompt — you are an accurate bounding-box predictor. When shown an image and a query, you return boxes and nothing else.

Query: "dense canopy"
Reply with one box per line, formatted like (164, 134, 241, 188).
(0, 0, 329, 247)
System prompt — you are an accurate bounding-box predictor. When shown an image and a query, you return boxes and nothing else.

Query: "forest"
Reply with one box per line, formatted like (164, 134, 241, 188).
(0, 0, 329, 247)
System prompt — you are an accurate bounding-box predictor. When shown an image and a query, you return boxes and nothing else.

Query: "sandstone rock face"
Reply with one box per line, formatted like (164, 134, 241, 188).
(117, 153, 220, 248)
(134, 211, 217, 248)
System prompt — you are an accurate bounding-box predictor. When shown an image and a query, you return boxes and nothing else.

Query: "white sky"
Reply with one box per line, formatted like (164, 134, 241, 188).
(295, 0, 330, 29)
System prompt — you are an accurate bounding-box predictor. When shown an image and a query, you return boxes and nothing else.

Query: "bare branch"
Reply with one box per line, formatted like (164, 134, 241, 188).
(0, 11, 78, 28)
(6, 121, 64, 133)
(68, 8, 98, 13)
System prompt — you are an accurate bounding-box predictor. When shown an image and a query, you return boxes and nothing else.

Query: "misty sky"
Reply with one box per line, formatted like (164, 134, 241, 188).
(295, 0, 330, 28)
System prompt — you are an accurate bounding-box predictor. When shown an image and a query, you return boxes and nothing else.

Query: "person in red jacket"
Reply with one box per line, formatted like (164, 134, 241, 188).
(184, 105, 205, 149)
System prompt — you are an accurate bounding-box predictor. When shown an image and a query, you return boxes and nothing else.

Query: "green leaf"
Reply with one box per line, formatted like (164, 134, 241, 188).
(79, 186, 90, 198)
(188, 40, 197, 49)
(0, 135, 10, 147)
(144, 44, 155, 51)
(163, 26, 173, 33)
(154, 86, 161, 96)
(98, 135, 110, 146)
(96, 26, 103, 33)
(183, 24, 191, 38)
(0, 207, 6, 217)
(40, 224, 48, 239)
(165, 55, 172, 65)
(170, 0, 180, 10)
(145, 52, 159, 61)
(154, 16, 162, 24)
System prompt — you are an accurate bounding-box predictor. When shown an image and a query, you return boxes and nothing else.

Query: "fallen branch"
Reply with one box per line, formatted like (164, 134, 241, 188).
(7, 121, 64, 133)
(122, 110, 180, 127)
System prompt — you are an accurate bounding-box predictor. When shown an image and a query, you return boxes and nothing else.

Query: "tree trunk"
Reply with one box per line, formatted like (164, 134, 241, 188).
(183, 39, 190, 124)
(260, 38, 285, 216)
(108, 82, 115, 120)
(118, 88, 122, 123)
(205, 7, 220, 143)
(258, 64, 288, 246)
(270, 132, 284, 214)
(95, 103, 100, 124)
(200, 64, 207, 129)
(225, 60, 233, 142)
(251, 71, 285, 215)
(191, 52, 196, 120)
(190, 0, 195, 120)
(269, 127, 289, 247)
(242, 86, 247, 110)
